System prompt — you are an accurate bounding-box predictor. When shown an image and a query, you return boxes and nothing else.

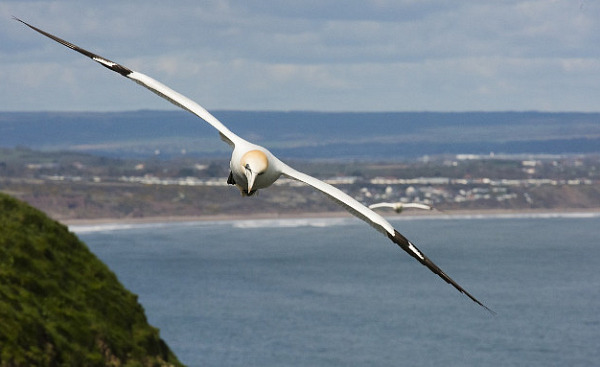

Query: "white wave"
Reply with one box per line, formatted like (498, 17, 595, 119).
(232, 217, 355, 229)
(69, 220, 205, 234)
(70, 223, 160, 234)
(70, 217, 356, 234)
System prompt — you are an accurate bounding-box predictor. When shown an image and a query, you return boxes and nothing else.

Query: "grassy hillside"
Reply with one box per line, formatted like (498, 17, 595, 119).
(0, 193, 184, 366)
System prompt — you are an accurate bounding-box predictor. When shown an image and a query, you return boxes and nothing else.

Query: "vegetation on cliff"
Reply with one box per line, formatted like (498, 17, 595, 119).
(0, 193, 184, 366)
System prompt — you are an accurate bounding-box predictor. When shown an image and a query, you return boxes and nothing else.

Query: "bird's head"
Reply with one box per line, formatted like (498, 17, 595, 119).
(240, 149, 269, 195)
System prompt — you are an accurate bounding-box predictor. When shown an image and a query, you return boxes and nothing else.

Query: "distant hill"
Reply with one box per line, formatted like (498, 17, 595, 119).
(1, 110, 599, 159)
(0, 193, 184, 366)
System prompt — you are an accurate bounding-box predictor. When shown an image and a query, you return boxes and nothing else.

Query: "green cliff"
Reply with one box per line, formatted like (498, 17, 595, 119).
(0, 193, 184, 366)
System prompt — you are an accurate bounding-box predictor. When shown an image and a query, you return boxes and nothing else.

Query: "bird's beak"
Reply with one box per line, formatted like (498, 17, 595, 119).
(245, 168, 256, 194)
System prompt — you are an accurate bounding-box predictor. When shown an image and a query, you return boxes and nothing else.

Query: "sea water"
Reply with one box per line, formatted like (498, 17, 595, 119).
(73, 213, 600, 367)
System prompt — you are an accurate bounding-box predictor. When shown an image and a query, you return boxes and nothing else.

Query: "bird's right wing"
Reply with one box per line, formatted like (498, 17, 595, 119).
(280, 164, 395, 236)
(403, 203, 433, 210)
(14, 17, 241, 148)
(368, 202, 395, 210)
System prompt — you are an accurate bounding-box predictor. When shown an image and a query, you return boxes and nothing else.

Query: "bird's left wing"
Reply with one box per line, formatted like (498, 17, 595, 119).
(14, 17, 241, 147)
(280, 163, 494, 313)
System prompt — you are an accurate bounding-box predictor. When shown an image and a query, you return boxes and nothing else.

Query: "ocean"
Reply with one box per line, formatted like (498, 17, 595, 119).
(72, 213, 600, 367)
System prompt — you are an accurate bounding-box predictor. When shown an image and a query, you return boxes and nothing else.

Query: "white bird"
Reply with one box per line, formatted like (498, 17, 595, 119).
(369, 202, 433, 213)
(16, 18, 492, 313)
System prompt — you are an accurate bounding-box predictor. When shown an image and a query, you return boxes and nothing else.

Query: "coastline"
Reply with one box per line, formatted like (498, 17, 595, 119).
(61, 207, 600, 227)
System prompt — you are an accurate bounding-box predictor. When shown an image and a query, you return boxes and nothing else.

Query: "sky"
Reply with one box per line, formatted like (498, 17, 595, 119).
(1, 0, 599, 112)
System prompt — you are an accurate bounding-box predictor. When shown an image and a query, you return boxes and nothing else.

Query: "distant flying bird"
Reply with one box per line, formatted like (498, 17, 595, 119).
(15, 18, 492, 313)
(369, 202, 433, 213)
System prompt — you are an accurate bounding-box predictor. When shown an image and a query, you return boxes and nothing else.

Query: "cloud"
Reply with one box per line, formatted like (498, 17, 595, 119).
(1, 0, 599, 112)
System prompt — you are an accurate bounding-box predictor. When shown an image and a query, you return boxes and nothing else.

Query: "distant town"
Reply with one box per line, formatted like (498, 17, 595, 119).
(1, 147, 598, 221)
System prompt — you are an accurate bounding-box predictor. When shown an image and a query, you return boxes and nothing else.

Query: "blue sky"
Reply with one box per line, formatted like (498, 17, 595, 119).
(1, 1, 599, 112)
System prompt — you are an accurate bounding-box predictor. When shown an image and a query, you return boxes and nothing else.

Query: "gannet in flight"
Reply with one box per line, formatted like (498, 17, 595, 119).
(15, 18, 492, 313)
(369, 202, 433, 213)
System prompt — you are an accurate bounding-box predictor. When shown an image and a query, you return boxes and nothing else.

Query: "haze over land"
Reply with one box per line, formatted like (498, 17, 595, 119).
(1, 111, 599, 159)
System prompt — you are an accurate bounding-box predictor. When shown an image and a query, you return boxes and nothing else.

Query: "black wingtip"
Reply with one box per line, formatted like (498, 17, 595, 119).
(388, 230, 495, 315)
(14, 16, 133, 77)
(12, 16, 26, 25)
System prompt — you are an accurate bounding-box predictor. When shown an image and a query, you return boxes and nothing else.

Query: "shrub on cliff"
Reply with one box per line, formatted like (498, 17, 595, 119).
(0, 193, 184, 366)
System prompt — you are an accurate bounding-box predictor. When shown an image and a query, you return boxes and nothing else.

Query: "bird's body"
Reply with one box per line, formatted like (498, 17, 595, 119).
(15, 17, 492, 313)
(369, 202, 433, 213)
(230, 145, 282, 196)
